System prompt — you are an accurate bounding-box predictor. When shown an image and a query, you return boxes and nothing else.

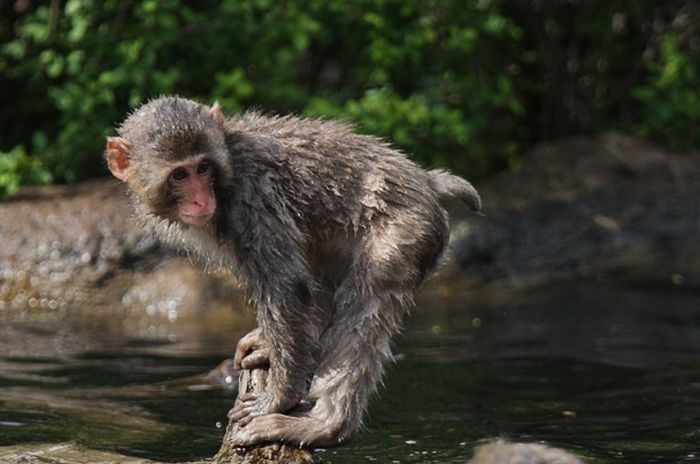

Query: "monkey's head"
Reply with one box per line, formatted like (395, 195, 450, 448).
(106, 97, 232, 228)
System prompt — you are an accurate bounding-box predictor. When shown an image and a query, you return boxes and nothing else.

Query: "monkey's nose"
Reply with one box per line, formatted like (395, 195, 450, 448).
(193, 197, 210, 208)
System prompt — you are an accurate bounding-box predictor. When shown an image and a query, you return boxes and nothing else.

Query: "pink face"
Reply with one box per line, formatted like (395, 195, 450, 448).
(168, 157, 217, 227)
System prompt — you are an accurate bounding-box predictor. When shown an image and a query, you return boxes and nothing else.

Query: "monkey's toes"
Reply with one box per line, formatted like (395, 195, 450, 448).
(228, 390, 302, 427)
(228, 415, 286, 447)
(228, 392, 272, 426)
(228, 394, 255, 423)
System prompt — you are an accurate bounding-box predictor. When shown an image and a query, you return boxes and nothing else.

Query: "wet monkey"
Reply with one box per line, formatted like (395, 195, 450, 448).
(106, 97, 481, 447)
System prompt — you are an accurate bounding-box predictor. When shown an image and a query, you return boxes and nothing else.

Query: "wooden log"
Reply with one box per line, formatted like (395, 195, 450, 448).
(214, 368, 320, 464)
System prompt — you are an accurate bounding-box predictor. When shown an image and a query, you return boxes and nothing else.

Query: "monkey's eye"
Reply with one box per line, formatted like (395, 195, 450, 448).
(171, 168, 188, 182)
(197, 161, 210, 175)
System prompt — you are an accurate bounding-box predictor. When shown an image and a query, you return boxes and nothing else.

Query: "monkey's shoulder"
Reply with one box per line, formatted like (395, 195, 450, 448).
(225, 111, 354, 139)
(222, 111, 403, 159)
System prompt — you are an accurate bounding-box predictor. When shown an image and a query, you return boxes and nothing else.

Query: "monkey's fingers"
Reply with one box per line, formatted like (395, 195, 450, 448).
(233, 342, 256, 368)
(240, 347, 270, 369)
(233, 328, 265, 368)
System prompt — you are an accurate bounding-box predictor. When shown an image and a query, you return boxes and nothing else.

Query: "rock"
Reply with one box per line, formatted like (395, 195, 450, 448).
(2, 134, 698, 355)
(468, 439, 584, 464)
(2, 134, 697, 325)
(0, 443, 159, 463)
(0, 179, 249, 357)
(0, 443, 206, 464)
(447, 133, 700, 291)
(205, 358, 241, 391)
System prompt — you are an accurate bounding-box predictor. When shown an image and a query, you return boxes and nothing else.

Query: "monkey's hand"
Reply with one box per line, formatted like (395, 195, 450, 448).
(227, 391, 301, 427)
(234, 327, 270, 369)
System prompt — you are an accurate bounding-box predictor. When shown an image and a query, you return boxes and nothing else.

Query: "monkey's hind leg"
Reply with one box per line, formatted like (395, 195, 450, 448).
(229, 288, 399, 448)
(230, 218, 441, 447)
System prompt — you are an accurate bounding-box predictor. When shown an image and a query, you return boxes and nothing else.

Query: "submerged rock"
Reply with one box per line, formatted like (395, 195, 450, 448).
(0, 443, 159, 464)
(469, 439, 584, 464)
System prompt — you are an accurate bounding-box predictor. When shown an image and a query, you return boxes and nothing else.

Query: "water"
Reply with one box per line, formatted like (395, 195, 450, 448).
(1, 283, 699, 463)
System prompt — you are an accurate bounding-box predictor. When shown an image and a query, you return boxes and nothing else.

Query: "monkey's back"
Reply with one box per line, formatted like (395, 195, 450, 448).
(224, 112, 446, 237)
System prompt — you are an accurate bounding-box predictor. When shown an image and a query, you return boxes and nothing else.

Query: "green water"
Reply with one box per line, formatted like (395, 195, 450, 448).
(1, 284, 699, 463)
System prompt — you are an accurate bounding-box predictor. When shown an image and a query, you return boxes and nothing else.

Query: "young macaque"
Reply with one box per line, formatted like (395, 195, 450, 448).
(106, 97, 481, 447)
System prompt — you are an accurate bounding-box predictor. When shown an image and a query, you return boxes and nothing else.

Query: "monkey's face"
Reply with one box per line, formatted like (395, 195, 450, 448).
(106, 97, 233, 229)
(106, 137, 223, 228)
(165, 155, 217, 227)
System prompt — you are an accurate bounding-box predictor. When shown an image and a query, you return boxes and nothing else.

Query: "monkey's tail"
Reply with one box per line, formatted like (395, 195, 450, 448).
(427, 169, 482, 212)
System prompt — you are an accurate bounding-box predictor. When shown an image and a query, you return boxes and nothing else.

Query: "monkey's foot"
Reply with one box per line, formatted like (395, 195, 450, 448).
(234, 328, 270, 369)
(228, 392, 300, 427)
(228, 413, 352, 448)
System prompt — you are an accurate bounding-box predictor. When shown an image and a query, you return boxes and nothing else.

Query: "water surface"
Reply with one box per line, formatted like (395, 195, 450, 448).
(1, 283, 699, 463)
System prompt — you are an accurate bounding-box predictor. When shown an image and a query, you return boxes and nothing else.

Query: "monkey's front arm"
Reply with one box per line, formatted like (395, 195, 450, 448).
(228, 206, 318, 426)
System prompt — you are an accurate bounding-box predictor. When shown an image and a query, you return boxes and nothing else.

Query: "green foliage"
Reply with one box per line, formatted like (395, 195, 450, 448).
(0, 145, 52, 199)
(0, 0, 697, 194)
(633, 34, 700, 149)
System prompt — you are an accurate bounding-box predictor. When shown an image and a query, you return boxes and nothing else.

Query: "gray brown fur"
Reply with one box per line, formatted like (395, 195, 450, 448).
(109, 96, 480, 447)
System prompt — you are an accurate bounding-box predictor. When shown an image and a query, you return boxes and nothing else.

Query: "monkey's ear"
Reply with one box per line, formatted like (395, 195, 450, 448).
(210, 101, 225, 133)
(106, 137, 132, 181)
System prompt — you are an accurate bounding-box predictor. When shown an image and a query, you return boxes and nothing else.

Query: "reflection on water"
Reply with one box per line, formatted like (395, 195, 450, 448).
(1, 284, 699, 463)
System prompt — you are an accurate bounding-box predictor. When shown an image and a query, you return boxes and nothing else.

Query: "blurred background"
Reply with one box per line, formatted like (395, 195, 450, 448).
(1, 2, 700, 463)
(0, 0, 698, 195)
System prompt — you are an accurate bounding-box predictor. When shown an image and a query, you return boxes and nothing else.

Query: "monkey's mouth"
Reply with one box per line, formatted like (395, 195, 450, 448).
(180, 212, 214, 227)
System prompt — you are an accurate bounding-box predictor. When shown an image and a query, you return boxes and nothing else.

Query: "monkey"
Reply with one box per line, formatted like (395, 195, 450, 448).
(106, 96, 481, 448)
